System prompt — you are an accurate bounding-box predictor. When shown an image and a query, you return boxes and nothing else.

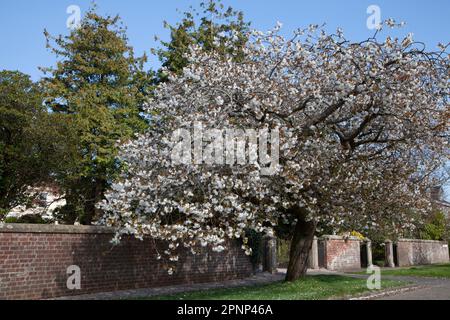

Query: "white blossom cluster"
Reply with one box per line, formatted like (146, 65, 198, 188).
(98, 22, 449, 273)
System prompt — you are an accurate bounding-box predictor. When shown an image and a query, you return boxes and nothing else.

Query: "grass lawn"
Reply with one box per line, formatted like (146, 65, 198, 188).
(139, 275, 406, 300)
(379, 263, 450, 279)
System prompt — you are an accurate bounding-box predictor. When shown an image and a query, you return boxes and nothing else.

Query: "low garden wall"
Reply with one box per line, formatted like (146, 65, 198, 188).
(396, 239, 449, 267)
(0, 224, 253, 300)
(318, 236, 361, 271)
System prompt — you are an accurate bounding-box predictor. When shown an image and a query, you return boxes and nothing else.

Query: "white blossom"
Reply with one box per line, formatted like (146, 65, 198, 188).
(98, 24, 449, 274)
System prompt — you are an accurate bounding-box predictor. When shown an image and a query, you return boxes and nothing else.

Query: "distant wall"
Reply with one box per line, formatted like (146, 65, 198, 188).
(0, 224, 253, 300)
(318, 236, 361, 271)
(396, 239, 449, 267)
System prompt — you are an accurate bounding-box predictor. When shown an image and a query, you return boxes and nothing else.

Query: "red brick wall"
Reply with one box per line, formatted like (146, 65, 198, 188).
(396, 239, 450, 267)
(0, 224, 253, 300)
(319, 236, 361, 271)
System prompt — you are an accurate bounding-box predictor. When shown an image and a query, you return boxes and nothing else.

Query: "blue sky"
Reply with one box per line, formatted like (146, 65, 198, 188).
(1, 0, 449, 80)
(0, 0, 449, 198)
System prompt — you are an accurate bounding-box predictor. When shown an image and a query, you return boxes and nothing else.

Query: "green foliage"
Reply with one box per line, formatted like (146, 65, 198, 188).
(52, 194, 85, 225)
(0, 208, 8, 221)
(372, 243, 386, 267)
(420, 211, 448, 241)
(0, 70, 57, 213)
(4, 215, 52, 224)
(154, 0, 250, 81)
(41, 6, 153, 224)
(245, 229, 264, 267)
(277, 239, 291, 268)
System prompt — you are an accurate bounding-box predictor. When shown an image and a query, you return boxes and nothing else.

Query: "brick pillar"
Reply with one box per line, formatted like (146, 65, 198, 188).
(385, 240, 395, 268)
(308, 237, 319, 269)
(263, 236, 277, 274)
(366, 239, 373, 267)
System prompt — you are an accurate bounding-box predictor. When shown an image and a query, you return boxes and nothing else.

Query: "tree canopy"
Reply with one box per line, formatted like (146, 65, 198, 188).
(41, 7, 152, 224)
(0, 70, 74, 218)
(99, 21, 449, 280)
(0, 71, 45, 215)
(154, 0, 250, 81)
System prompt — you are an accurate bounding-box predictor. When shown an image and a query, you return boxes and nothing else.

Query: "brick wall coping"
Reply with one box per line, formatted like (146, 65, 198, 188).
(397, 238, 448, 244)
(0, 223, 114, 234)
(320, 235, 362, 241)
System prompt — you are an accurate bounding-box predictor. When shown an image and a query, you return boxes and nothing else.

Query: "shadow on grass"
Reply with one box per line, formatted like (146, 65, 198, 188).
(135, 275, 405, 301)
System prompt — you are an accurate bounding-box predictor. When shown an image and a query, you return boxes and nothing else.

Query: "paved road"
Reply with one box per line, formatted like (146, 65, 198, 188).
(375, 276, 450, 300)
(329, 270, 450, 300)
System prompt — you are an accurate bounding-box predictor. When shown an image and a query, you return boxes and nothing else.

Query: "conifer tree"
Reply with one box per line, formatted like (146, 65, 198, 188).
(42, 6, 152, 224)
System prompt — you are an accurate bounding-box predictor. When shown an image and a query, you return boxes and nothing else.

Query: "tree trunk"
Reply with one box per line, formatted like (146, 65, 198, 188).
(285, 214, 317, 282)
(81, 179, 105, 225)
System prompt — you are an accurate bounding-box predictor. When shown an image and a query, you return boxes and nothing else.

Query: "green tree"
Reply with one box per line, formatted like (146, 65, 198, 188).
(41, 7, 152, 224)
(0, 70, 59, 218)
(154, 0, 250, 81)
(421, 211, 448, 241)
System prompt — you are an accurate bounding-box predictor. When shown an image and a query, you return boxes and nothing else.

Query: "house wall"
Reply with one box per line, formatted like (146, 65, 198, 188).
(0, 224, 253, 300)
(396, 239, 449, 267)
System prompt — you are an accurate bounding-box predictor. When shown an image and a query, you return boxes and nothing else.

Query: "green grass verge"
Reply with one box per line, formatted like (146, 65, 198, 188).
(137, 275, 406, 300)
(379, 264, 450, 278)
